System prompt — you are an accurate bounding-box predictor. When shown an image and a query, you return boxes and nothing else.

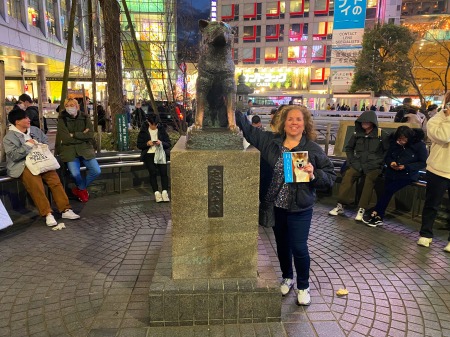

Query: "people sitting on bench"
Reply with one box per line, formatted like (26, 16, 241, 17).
(3, 109, 80, 226)
(362, 126, 428, 227)
(57, 98, 101, 203)
(329, 110, 389, 221)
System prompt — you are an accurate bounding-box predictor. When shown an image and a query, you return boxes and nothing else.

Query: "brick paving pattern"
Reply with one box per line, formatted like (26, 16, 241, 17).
(0, 189, 449, 337)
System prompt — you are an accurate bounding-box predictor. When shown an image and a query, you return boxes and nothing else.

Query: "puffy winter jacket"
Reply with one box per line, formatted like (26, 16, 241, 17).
(345, 110, 390, 173)
(384, 129, 428, 181)
(236, 112, 336, 212)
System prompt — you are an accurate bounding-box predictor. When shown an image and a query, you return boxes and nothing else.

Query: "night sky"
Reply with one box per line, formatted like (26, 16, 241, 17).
(190, 0, 210, 11)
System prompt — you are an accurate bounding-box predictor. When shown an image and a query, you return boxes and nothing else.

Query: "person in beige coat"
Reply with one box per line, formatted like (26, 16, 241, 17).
(417, 92, 450, 252)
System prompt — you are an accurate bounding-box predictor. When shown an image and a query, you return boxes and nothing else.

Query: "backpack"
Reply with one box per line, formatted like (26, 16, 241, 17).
(394, 109, 408, 123)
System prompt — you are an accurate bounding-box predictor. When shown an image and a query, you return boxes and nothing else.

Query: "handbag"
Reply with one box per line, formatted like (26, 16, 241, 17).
(25, 144, 60, 175)
(154, 145, 167, 164)
(259, 200, 275, 228)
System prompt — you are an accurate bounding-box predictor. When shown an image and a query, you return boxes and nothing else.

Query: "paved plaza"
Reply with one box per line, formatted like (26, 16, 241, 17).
(0, 188, 449, 337)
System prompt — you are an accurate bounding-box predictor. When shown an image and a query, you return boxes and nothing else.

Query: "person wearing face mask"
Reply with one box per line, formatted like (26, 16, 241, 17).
(362, 126, 428, 227)
(56, 98, 101, 203)
(17, 93, 40, 129)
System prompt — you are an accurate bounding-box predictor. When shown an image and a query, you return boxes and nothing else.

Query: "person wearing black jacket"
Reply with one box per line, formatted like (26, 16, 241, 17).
(236, 105, 336, 306)
(18, 93, 39, 126)
(329, 110, 390, 221)
(362, 126, 428, 227)
(136, 113, 171, 203)
(132, 102, 146, 129)
(17, 94, 48, 134)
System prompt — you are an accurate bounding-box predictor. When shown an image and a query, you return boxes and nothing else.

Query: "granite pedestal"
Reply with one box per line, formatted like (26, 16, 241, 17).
(148, 136, 281, 326)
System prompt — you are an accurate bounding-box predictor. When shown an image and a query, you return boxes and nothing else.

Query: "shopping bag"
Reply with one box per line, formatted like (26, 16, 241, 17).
(0, 199, 13, 230)
(25, 144, 60, 175)
(154, 145, 167, 164)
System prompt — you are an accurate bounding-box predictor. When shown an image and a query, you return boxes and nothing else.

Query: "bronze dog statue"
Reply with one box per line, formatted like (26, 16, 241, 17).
(194, 20, 236, 131)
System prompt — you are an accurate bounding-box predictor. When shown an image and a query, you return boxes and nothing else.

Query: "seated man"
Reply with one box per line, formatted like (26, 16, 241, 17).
(329, 110, 389, 220)
(3, 109, 80, 226)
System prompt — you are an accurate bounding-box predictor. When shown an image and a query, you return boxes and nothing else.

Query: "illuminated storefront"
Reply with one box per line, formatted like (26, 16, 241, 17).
(120, 0, 177, 101)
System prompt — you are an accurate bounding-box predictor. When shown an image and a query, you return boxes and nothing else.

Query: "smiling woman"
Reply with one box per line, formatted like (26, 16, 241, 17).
(234, 106, 336, 307)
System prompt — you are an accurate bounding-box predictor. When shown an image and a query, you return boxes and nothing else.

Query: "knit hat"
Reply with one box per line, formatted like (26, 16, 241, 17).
(8, 107, 27, 125)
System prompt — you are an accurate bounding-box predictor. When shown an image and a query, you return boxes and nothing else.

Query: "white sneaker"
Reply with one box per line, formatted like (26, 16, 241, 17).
(329, 203, 344, 216)
(280, 278, 294, 296)
(297, 287, 311, 306)
(161, 190, 170, 202)
(444, 242, 450, 253)
(46, 214, 57, 227)
(417, 237, 432, 247)
(355, 208, 365, 221)
(62, 209, 80, 220)
(155, 191, 163, 203)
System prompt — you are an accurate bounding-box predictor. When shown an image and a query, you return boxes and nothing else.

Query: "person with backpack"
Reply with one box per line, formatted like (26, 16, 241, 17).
(56, 98, 101, 203)
(329, 110, 390, 221)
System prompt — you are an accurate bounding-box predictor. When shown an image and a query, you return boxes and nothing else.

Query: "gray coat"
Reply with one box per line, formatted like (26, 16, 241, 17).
(3, 126, 48, 178)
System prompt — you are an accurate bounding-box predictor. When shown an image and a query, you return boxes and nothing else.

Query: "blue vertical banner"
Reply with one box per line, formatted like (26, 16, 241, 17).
(333, 0, 368, 30)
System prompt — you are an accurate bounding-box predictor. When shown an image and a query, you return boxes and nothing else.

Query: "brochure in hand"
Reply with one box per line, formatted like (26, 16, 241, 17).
(283, 151, 310, 183)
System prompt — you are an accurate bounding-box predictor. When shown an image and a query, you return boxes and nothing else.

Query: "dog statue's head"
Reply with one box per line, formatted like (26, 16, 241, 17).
(199, 20, 233, 47)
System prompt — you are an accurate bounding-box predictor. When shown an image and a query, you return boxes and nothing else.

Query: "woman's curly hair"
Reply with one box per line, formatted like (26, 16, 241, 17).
(276, 105, 317, 140)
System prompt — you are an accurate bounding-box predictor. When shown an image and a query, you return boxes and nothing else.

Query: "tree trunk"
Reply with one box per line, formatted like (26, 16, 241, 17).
(88, 0, 97, 132)
(99, 0, 122, 149)
(60, 0, 77, 106)
(55, 0, 77, 155)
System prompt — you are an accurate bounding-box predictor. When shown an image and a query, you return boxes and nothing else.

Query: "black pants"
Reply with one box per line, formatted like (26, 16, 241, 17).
(143, 153, 169, 193)
(420, 171, 450, 240)
(374, 178, 412, 218)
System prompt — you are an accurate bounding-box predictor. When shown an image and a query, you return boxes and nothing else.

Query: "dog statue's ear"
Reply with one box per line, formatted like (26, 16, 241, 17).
(199, 20, 209, 31)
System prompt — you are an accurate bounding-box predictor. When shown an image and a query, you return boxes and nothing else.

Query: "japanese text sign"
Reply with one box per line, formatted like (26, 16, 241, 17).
(333, 0, 367, 30)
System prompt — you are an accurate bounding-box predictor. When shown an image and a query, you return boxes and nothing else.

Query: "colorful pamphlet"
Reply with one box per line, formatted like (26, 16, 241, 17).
(283, 151, 310, 183)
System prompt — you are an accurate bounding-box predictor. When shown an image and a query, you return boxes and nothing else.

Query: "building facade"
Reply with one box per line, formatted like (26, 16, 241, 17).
(0, 0, 177, 104)
(0, 0, 104, 101)
(120, 0, 177, 102)
(212, 0, 405, 109)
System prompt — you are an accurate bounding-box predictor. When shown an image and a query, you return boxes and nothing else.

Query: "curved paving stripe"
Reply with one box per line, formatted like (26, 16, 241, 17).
(260, 204, 450, 337)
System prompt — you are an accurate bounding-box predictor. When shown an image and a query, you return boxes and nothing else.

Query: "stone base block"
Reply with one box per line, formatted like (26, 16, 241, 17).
(170, 136, 261, 279)
(149, 225, 281, 326)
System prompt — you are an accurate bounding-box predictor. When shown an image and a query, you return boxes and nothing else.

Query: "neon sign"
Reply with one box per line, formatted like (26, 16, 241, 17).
(247, 73, 287, 87)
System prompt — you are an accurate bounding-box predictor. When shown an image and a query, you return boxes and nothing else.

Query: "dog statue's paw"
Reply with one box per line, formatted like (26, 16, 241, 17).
(192, 124, 203, 131)
(229, 125, 239, 133)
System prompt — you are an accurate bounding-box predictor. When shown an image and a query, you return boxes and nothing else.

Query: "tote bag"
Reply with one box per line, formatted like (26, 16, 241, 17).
(25, 144, 60, 175)
(154, 145, 167, 164)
